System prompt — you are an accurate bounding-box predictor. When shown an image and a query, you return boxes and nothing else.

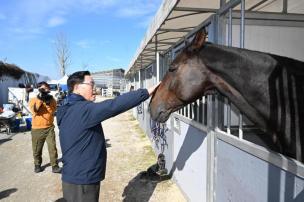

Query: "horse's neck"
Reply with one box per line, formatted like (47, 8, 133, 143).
(199, 43, 276, 117)
(199, 43, 304, 161)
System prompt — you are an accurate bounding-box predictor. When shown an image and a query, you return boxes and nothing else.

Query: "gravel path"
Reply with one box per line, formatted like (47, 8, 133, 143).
(0, 97, 186, 202)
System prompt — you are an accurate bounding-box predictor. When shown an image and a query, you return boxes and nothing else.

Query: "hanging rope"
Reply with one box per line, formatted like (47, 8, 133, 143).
(137, 103, 143, 114)
(150, 121, 168, 154)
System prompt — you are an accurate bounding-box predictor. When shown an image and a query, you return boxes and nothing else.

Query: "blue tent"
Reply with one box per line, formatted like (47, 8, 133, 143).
(60, 84, 68, 92)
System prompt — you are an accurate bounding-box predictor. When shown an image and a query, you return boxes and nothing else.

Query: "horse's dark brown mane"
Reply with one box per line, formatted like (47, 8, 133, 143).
(203, 42, 303, 66)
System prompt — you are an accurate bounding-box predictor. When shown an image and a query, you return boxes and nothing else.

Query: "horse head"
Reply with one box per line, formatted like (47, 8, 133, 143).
(149, 28, 304, 162)
(149, 30, 214, 122)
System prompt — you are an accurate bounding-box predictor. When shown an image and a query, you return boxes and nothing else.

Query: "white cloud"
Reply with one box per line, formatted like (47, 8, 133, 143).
(116, 1, 160, 18)
(118, 7, 149, 18)
(76, 0, 161, 18)
(47, 16, 66, 27)
(1, 0, 162, 37)
(75, 40, 91, 49)
(1, 0, 70, 36)
(8, 26, 43, 35)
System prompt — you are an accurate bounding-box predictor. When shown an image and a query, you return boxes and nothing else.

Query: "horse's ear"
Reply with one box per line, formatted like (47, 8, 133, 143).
(188, 29, 207, 52)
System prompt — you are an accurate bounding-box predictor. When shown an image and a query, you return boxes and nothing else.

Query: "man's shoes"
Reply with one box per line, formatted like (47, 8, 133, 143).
(34, 165, 42, 173)
(52, 165, 61, 173)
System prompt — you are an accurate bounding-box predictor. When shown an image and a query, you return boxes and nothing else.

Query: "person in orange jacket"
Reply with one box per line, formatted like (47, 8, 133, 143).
(29, 81, 61, 173)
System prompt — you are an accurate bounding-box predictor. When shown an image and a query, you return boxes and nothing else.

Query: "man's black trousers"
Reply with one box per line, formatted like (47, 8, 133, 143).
(62, 181, 100, 202)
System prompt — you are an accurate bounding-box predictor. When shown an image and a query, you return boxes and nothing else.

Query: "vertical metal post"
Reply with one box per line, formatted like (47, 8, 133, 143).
(196, 100, 200, 122)
(207, 94, 216, 202)
(207, 95, 215, 129)
(219, 0, 227, 43)
(240, 0, 245, 49)
(138, 69, 141, 88)
(283, 0, 288, 14)
(228, 8, 232, 46)
(187, 104, 191, 118)
(202, 96, 205, 125)
(155, 34, 159, 84)
(227, 100, 231, 134)
(141, 56, 143, 73)
(215, 94, 219, 129)
(206, 14, 220, 202)
(141, 56, 144, 88)
(239, 0, 245, 139)
(239, 111, 243, 139)
(141, 56, 145, 121)
(227, 8, 232, 135)
(220, 0, 226, 7)
(156, 52, 160, 83)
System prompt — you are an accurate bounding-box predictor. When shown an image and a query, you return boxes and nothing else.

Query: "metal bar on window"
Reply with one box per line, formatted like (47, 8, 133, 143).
(227, 101, 231, 135)
(238, 0, 245, 138)
(240, 0, 245, 49)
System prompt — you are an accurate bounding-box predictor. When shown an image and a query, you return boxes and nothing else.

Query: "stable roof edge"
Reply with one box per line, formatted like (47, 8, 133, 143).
(125, 0, 178, 77)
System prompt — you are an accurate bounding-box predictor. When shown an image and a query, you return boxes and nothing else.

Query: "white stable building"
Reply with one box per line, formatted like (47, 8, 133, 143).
(0, 62, 49, 108)
(125, 0, 304, 201)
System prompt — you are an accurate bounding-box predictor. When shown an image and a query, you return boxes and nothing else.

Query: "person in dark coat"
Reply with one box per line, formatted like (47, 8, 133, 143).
(56, 71, 159, 202)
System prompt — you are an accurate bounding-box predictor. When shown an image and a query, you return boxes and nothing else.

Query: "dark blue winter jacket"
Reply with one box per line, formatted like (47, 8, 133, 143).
(56, 89, 149, 184)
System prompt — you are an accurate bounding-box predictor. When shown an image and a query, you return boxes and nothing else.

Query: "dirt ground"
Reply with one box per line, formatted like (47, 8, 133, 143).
(0, 96, 186, 202)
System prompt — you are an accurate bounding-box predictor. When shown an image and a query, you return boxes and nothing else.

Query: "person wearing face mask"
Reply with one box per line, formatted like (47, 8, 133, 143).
(28, 81, 61, 173)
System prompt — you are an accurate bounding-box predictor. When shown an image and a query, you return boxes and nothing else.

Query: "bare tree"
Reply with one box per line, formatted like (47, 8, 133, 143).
(54, 33, 70, 77)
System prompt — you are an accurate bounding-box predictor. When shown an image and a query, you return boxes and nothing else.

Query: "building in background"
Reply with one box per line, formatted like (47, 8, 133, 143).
(91, 68, 126, 96)
(0, 61, 50, 108)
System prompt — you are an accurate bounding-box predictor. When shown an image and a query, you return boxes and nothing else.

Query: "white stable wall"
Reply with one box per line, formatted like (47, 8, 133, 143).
(230, 25, 304, 62)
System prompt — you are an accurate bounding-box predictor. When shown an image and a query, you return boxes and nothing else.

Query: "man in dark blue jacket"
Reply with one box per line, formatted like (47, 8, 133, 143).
(56, 71, 159, 202)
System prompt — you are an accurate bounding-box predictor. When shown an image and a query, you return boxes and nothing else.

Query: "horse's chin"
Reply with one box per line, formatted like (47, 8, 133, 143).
(152, 110, 171, 123)
(155, 115, 169, 123)
(150, 101, 184, 123)
(152, 111, 170, 123)
(153, 105, 185, 123)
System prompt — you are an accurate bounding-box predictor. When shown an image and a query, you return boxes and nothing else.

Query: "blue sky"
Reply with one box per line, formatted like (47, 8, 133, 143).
(0, 0, 162, 79)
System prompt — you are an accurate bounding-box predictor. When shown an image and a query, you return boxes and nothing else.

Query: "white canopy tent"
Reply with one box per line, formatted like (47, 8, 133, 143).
(57, 75, 68, 84)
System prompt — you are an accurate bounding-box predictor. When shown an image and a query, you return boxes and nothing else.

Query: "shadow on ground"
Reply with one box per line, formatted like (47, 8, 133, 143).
(15, 125, 31, 133)
(54, 198, 66, 202)
(106, 138, 111, 148)
(0, 125, 31, 146)
(0, 138, 12, 145)
(122, 164, 171, 202)
(0, 188, 18, 200)
(41, 158, 63, 170)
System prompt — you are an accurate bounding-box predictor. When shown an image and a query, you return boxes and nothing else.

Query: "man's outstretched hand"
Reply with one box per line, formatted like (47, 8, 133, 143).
(147, 82, 161, 96)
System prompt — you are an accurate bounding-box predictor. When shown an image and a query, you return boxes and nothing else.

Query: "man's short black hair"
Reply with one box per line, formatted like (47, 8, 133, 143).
(67, 71, 91, 93)
(37, 81, 50, 88)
